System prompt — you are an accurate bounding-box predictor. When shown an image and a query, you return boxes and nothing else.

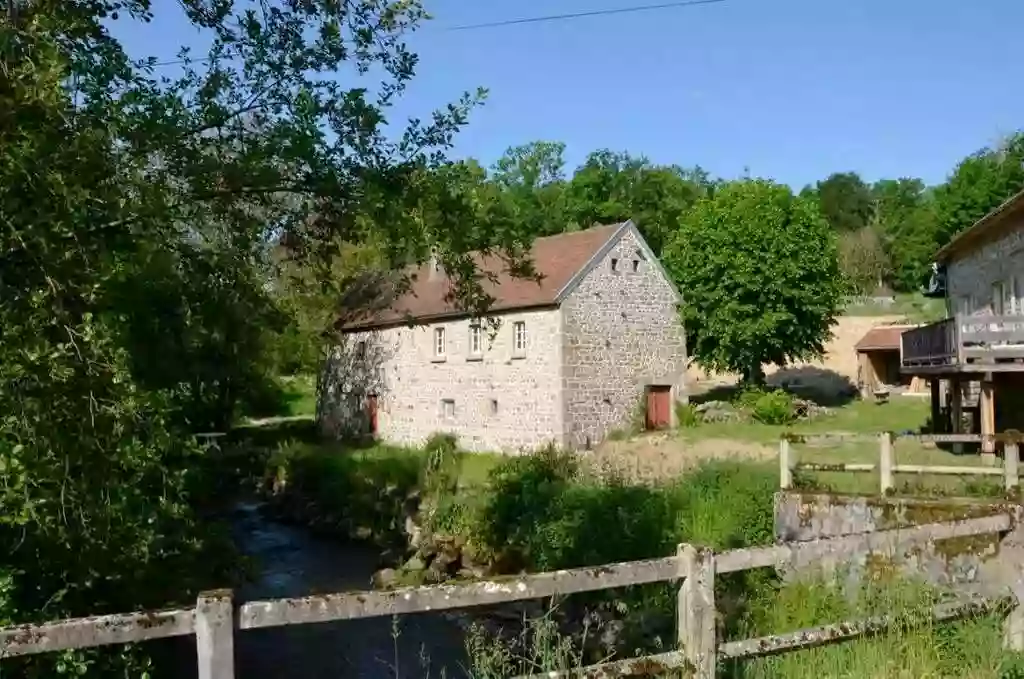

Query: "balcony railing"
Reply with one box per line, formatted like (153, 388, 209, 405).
(901, 314, 1024, 370)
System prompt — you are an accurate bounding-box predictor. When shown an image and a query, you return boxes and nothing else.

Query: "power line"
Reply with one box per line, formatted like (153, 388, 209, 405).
(448, 0, 726, 31)
(149, 0, 726, 67)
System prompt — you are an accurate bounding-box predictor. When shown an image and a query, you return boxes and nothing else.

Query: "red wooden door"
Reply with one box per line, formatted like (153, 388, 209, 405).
(645, 386, 671, 430)
(366, 394, 379, 434)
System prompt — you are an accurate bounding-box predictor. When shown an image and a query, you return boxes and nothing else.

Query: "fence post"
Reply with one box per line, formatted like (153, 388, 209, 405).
(1006, 439, 1020, 496)
(678, 544, 716, 679)
(1005, 577, 1024, 652)
(879, 432, 894, 495)
(196, 589, 234, 679)
(779, 437, 792, 490)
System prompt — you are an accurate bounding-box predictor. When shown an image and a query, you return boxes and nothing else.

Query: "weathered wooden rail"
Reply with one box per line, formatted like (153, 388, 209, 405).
(901, 313, 1024, 370)
(2, 514, 1020, 678)
(778, 432, 1021, 495)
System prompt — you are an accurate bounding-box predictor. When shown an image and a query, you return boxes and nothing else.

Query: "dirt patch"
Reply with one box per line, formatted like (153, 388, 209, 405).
(583, 434, 774, 483)
(686, 314, 908, 386)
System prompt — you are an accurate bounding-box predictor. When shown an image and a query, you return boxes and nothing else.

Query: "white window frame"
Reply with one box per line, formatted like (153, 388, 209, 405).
(469, 323, 482, 356)
(433, 327, 446, 358)
(440, 398, 455, 419)
(513, 321, 527, 354)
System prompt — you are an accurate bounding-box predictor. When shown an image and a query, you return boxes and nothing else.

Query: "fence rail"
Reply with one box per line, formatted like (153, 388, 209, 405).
(779, 432, 1021, 495)
(1, 514, 1019, 678)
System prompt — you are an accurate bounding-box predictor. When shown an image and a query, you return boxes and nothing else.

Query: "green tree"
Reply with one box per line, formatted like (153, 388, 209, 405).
(663, 180, 845, 383)
(805, 171, 875, 232)
(838, 226, 889, 294)
(871, 178, 939, 292)
(490, 141, 569, 237)
(563, 150, 710, 254)
(1, 1, 501, 676)
(933, 132, 1024, 247)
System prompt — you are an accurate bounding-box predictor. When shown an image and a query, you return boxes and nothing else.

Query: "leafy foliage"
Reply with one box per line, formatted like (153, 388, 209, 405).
(663, 179, 846, 383)
(803, 171, 875, 233)
(934, 133, 1024, 247)
(1, 0, 501, 675)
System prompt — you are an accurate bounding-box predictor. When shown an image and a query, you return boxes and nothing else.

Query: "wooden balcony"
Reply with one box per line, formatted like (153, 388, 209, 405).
(901, 314, 1024, 373)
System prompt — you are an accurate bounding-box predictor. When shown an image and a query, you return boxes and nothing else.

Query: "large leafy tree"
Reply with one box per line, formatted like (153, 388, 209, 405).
(663, 180, 845, 383)
(871, 178, 939, 292)
(562, 150, 711, 254)
(490, 141, 569, 237)
(933, 132, 1024, 247)
(1, 0, 502, 675)
(803, 171, 875, 233)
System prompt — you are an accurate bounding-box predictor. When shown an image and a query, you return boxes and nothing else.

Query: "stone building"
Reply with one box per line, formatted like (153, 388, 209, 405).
(900, 187, 1024, 454)
(320, 222, 688, 453)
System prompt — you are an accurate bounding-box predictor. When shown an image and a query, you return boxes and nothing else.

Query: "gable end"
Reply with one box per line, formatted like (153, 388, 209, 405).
(553, 220, 682, 304)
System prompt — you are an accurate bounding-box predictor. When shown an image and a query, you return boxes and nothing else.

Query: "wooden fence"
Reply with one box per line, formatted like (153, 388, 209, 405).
(779, 432, 1021, 495)
(1, 514, 1020, 679)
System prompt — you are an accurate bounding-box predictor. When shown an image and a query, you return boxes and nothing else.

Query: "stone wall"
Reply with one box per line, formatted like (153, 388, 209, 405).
(946, 209, 1024, 315)
(320, 308, 564, 453)
(560, 226, 687, 449)
(775, 492, 1024, 598)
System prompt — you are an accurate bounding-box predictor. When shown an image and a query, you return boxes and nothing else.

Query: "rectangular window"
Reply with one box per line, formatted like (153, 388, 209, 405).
(513, 321, 527, 354)
(469, 323, 482, 355)
(610, 258, 619, 273)
(355, 341, 366, 359)
(441, 398, 455, 419)
(433, 327, 446, 358)
(631, 259, 640, 273)
(489, 398, 499, 415)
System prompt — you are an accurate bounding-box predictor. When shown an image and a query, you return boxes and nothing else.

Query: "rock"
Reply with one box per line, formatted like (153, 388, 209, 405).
(354, 525, 373, 541)
(456, 567, 487, 580)
(371, 568, 397, 589)
(404, 515, 423, 550)
(695, 400, 741, 423)
(403, 554, 427, 572)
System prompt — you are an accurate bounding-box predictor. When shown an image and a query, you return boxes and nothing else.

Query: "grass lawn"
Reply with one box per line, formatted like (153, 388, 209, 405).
(843, 292, 946, 322)
(278, 374, 317, 417)
(670, 396, 1005, 497)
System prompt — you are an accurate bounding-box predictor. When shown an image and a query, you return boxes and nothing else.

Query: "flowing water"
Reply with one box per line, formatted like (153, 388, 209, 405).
(175, 501, 471, 679)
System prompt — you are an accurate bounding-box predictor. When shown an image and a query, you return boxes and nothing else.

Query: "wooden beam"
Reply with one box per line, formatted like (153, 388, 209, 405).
(981, 377, 997, 457)
(0, 608, 194, 657)
(238, 556, 679, 629)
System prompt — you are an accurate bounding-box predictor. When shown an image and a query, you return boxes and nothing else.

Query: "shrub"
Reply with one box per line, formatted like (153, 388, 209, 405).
(737, 387, 795, 425)
(675, 401, 701, 428)
(422, 432, 460, 494)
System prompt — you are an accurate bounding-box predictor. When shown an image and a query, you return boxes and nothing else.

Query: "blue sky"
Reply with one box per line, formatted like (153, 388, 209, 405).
(119, 0, 1022, 188)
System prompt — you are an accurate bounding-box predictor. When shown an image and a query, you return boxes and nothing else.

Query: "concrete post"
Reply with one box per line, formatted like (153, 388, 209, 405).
(196, 589, 234, 679)
(678, 544, 716, 679)
(1004, 576, 1024, 652)
(879, 432, 894, 495)
(779, 437, 792, 490)
(1005, 440, 1020, 496)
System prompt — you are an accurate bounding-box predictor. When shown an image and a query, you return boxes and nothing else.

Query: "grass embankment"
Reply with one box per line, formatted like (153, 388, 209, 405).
(843, 293, 946, 322)
(666, 391, 1004, 498)
(261, 419, 1024, 677)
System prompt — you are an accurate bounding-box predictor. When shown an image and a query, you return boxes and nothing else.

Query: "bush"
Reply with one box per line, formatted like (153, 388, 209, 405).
(269, 440, 423, 542)
(675, 401, 701, 428)
(738, 387, 795, 425)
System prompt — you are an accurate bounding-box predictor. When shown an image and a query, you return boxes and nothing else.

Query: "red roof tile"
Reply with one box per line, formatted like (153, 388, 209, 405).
(341, 223, 624, 330)
(855, 325, 917, 352)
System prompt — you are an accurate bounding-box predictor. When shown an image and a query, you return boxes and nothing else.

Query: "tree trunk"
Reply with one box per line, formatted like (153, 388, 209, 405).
(742, 364, 766, 387)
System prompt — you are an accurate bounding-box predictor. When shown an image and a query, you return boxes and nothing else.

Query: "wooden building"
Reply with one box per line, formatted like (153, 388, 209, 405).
(856, 324, 926, 398)
(900, 187, 1024, 455)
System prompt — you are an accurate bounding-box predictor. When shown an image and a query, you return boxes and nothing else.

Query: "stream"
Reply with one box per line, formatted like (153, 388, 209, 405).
(176, 500, 473, 679)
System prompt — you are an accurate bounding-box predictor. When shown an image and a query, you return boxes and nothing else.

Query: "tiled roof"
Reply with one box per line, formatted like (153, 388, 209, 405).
(855, 325, 917, 352)
(340, 223, 625, 330)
